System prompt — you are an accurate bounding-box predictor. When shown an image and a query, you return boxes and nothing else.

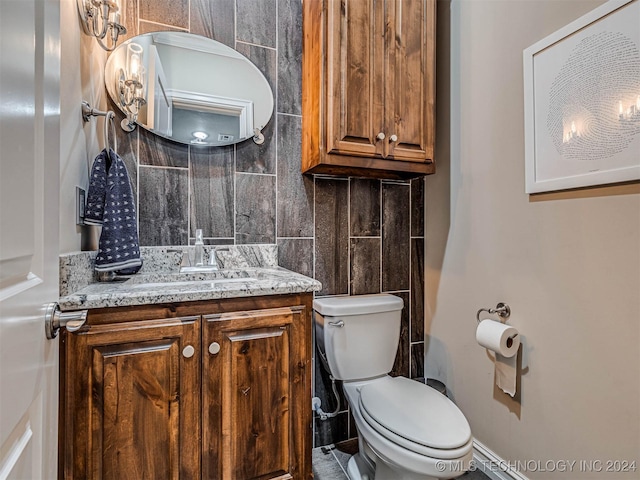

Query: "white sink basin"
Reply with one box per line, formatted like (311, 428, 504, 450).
(123, 268, 262, 290)
(126, 276, 257, 290)
(180, 266, 224, 273)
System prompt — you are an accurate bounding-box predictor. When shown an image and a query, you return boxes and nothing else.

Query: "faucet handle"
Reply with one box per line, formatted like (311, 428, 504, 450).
(208, 247, 230, 269)
(208, 248, 222, 268)
(167, 248, 190, 267)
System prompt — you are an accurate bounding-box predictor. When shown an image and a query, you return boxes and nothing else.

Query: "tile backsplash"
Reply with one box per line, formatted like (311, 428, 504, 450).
(104, 0, 425, 448)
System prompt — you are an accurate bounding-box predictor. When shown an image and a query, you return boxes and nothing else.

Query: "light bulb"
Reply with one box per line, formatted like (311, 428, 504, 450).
(193, 131, 208, 140)
(571, 121, 576, 134)
(126, 43, 144, 84)
(130, 54, 139, 79)
(619, 101, 624, 115)
(133, 66, 146, 102)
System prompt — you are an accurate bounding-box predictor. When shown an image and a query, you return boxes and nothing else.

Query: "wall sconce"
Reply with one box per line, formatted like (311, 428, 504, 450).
(76, 0, 127, 51)
(117, 43, 147, 132)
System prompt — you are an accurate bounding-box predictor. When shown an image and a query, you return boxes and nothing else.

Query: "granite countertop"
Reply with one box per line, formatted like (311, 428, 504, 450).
(59, 246, 322, 311)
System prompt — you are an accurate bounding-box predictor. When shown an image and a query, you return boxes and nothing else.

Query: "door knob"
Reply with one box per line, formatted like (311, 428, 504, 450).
(209, 342, 221, 355)
(44, 303, 88, 339)
(389, 134, 398, 142)
(376, 132, 385, 140)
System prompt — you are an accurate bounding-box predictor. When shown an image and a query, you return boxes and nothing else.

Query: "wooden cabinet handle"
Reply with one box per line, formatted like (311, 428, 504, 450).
(389, 134, 398, 142)
(376, 132, 385, 140)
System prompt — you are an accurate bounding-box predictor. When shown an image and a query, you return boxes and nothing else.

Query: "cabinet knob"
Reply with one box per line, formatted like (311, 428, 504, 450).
(376, 132, 385, 141)
(182, 345, 195, 358)
(209, 342, 221, 355)
(389, 134, 398, 143)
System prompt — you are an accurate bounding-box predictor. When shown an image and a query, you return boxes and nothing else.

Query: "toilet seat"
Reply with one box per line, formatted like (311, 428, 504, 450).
(359, 376, 472, 459)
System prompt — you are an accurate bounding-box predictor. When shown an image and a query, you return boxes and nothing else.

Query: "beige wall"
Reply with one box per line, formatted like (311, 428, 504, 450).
(427, 0, 640, 477)
(59, 0, 105, 253)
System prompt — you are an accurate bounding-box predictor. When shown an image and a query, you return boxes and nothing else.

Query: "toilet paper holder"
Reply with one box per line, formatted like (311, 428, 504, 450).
(476, 302, 511, 323)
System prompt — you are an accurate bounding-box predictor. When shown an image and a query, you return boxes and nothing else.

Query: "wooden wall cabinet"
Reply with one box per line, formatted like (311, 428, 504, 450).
(60, 294, 313, 480)
(302, 0, 437, 179)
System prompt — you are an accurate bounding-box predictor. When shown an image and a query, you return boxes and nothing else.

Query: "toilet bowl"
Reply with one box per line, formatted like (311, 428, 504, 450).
(313, 294, 473, 480)
(344, 377, 473, 480)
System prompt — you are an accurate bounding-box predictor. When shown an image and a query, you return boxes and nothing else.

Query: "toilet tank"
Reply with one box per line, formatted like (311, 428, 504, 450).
(313, 294, 404, 381)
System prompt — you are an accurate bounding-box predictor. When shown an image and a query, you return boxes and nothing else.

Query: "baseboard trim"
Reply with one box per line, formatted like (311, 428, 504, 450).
(472, 439, 530, 480)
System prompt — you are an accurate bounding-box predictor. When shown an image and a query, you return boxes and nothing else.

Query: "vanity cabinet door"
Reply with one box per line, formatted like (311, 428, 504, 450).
(61, 316, 201, 480)
(202, 306, 310, 480)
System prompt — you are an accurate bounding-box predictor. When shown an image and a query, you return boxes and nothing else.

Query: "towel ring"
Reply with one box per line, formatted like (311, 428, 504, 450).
(81, 101, 118, 152)
(104, 111, 117, 153)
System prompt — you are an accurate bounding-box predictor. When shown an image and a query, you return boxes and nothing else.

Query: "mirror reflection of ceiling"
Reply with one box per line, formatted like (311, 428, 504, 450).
(172, 108, 241, 145)
(105, 31, 274, 147)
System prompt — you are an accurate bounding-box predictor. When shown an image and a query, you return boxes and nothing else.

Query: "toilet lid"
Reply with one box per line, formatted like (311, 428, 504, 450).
(359, 377, 471, 450)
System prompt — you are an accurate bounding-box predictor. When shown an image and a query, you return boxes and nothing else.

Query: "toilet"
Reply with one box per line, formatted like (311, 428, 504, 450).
(313, 294, 473, 480)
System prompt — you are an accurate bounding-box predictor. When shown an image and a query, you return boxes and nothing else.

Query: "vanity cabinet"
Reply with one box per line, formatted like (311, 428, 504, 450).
(60, 294, 313, 480)
(60, 315, 201, 479)
(202, 306, 308, 479)
(302, 0, 436, 179)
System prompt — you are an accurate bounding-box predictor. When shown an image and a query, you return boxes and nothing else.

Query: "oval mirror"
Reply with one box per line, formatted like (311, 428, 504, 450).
(104, 32, 273, 146)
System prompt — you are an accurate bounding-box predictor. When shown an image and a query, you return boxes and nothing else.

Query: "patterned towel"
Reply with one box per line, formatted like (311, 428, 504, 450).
(87, 149, 142, 273)
(84, 149, 109, 226)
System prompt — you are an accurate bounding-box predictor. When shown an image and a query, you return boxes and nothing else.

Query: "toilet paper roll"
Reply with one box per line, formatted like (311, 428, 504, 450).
(475, 319, 520, 358)
(476, 319, 521, 397)
(495, 353, 517, 397)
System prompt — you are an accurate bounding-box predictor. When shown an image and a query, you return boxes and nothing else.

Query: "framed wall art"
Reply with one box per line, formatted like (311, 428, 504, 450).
(523, 0, 640, 193)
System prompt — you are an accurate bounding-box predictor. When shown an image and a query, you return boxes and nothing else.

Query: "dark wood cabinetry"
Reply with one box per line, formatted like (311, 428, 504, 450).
(61, 316, 201, 479)
(60, 294, 312, 480)
(302, 0, 436, 179)
(203, 307, 308, 479)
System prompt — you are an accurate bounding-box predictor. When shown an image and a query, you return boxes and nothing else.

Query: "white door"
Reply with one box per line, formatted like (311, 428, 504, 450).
(0, 0, 60, 478)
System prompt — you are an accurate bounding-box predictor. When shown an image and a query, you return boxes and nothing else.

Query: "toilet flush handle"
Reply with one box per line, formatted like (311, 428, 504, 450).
(328, 320, 344, 328)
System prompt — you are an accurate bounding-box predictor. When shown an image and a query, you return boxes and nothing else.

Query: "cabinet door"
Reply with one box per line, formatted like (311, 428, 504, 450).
(62, 316, 200, 479)
(203, 306, 310, 480)
(386, 0, 436, 162)
(325, 0, 386, 158)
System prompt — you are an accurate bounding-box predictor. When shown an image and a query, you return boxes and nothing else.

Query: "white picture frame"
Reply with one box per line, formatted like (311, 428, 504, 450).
(523, 0, 640, 194)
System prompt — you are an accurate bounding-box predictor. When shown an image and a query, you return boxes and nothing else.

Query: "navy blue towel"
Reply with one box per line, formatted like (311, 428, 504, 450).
(86, 149, 142, 273)
(84, 149, 109, 226)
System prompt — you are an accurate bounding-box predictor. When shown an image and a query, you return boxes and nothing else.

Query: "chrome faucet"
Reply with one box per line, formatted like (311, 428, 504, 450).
(194, 229, 205, 266)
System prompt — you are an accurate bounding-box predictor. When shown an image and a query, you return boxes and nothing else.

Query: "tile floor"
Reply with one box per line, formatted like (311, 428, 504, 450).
(312, 442, 491, 480)
(312, 444, 353, 479)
